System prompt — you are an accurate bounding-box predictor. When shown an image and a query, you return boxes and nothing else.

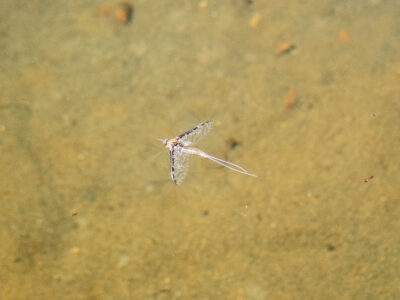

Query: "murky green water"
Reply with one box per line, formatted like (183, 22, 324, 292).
(1, 1, 399, 299)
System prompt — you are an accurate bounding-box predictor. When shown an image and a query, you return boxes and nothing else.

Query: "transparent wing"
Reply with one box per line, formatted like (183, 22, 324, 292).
(170, 149, 190, 185)
(178, 120, 214, 146)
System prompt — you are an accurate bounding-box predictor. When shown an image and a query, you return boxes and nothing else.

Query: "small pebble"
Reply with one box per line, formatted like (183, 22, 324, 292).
(70, 247, 80, 254)
(198, 1, 208, 9)
(249, 13, 261, 27)
(339, 29, 351, 42)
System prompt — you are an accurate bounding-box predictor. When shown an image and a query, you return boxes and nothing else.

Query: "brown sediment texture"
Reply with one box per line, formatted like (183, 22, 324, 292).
(0, 1, 399, 299)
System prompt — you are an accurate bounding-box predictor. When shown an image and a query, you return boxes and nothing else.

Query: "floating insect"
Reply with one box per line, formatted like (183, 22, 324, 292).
(160, 120, 256, 185)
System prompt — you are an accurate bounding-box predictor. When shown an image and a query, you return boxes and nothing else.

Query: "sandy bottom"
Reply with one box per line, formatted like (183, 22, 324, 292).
(0, 0, 399, 299)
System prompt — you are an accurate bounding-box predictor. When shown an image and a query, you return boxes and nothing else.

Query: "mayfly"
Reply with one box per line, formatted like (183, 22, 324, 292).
(160, 120, 256, 185)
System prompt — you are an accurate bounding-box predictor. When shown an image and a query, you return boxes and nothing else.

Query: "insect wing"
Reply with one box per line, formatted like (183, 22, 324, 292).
(170, 149, 190, 185)
(178, 120, 214, 146)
